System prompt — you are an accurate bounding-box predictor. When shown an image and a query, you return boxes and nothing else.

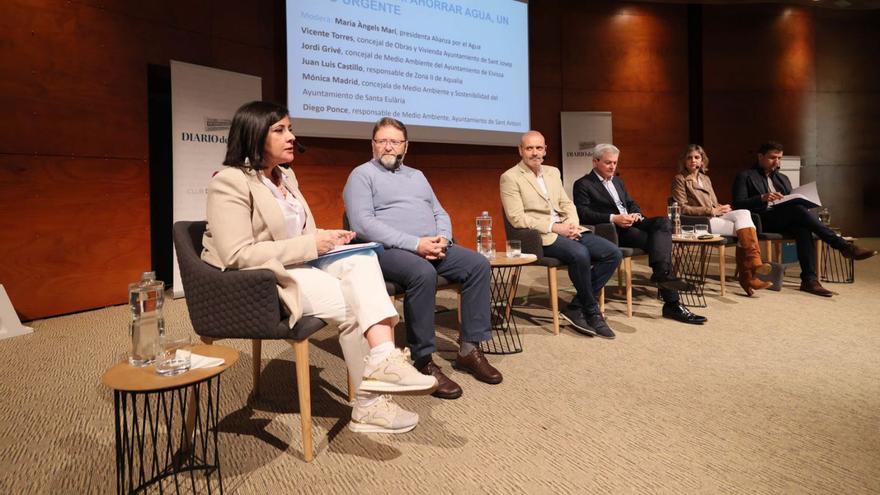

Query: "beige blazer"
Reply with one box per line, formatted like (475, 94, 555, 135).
(201, 166, 320, 323)
(671, 172, 719, 217)
(500, 161, 579, 246)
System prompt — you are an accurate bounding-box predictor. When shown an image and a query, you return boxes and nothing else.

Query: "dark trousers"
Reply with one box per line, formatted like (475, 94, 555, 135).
(377, 245, 491, 362)
(760, 204, 846, 281)
(616, 216, 679, 303)
(543, 233, 622, 316)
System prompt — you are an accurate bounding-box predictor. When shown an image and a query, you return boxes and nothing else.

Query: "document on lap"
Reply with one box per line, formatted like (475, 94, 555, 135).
(309, 242, 384, 266)
(769, 181, 821, 209)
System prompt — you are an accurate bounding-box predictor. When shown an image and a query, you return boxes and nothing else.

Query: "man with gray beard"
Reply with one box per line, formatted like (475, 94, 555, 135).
(343, 117, 502, 401)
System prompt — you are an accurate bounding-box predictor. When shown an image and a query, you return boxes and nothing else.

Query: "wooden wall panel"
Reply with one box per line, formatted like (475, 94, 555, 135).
(0, 0, 279, 319)
(813, 8, 880, 235)
(702, 4, 818, 210)
(702, 4, 880, 236)
(0, 156, 150, 320)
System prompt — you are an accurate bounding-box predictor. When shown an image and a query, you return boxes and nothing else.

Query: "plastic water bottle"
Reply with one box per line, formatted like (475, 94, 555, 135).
(476, 211, 493, 258)
(128, 271, 165, 367)
(668, 202, 681, 236)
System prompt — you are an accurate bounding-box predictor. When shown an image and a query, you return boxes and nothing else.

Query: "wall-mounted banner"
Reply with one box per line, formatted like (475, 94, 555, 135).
(560, 111, 612, 199)
(171, 61, 262, 297)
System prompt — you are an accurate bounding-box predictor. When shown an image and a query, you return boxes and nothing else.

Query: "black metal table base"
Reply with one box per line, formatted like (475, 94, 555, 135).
(481, 265, 524, 354)
(821, 239, 854, 283)
(670, 242, 717, 308)
(114, 376, 224, 494)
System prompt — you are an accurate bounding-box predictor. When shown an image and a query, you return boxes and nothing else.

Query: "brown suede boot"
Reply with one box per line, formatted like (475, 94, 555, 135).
(736, 227, 772, 296)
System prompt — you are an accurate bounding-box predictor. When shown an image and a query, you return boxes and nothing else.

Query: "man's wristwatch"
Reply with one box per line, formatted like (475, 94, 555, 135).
(441, 236, 452, 251)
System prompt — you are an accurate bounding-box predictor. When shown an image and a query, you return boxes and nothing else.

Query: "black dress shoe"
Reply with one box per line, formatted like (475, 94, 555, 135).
(560, 308, 596, 336)
(419, 360, 463, 400)
(651, 273, 695, 292)
(662, 303, 707, 325)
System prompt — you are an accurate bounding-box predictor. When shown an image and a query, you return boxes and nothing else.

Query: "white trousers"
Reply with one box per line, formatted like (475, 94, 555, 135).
(709, 209, 755, 236)
(286, 251, 398, 391)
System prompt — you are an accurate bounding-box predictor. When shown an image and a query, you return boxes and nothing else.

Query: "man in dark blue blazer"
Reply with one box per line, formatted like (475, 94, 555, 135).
(573, 144, 707, 325)
(732, 141, 875, 297)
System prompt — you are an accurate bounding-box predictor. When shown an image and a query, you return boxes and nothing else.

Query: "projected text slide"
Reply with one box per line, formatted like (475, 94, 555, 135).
(287, 0, 529, 138)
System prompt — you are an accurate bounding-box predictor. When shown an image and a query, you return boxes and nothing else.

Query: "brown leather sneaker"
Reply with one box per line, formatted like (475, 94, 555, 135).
(840, 243, 878, 261)
(800, 279, 834, 297)
(418, 360, 462, 400)
(453, 348, 503, 384)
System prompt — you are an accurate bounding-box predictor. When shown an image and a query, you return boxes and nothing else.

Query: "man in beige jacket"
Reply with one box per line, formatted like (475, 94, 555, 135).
(500, 131, 621, 338)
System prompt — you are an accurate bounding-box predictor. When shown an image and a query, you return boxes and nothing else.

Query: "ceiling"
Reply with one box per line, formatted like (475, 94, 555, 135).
(634, 0, 880, 9)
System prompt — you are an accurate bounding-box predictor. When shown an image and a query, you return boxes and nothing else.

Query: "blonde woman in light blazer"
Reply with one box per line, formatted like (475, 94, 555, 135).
(671, 144, 771, 295)
(201, 101, 436, 434)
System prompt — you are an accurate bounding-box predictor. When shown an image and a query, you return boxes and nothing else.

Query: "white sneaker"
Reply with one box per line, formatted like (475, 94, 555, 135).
(360, 348, 438, 394)
(349, 395, 419, 434)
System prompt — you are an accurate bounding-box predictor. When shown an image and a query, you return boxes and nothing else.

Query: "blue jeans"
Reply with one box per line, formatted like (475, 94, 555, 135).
(543, 233, 622, 316)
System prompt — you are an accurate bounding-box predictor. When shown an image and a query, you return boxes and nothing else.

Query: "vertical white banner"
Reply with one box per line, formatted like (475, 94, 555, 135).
(560, 111, 613, 199)
(171, 61, 262, 297)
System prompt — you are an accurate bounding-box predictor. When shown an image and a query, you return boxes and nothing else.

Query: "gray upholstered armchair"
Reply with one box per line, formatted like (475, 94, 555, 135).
(172, 220, 328, 462)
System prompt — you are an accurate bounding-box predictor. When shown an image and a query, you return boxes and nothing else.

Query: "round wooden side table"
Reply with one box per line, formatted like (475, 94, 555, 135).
(481, 253, 537, 354)
(101, 344, 239, 494)
(671, 235, 726, 307)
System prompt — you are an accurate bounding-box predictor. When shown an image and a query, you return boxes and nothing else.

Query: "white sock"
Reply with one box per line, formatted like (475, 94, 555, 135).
(355, 391, 380, 408)
(367, 341, 395, 367)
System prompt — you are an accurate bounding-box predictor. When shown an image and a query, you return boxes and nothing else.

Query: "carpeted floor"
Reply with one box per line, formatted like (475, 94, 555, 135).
(2, 240, 878, 494)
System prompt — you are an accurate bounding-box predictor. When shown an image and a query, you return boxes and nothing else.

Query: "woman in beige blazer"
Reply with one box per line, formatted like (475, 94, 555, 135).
(201, 101, 435, 434)
(671, 145, 771, 295)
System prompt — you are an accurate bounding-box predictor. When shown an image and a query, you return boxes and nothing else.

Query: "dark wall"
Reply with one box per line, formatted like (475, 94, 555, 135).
(702, 4, 880, 237)
(1, 0, 877, 320)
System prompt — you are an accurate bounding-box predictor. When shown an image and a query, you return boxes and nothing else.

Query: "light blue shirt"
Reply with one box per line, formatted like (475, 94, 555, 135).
(594, 170, 627, 221)
(344, 160, 453, 252)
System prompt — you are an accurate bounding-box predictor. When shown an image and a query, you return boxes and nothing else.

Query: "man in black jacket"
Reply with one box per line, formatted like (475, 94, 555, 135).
(732, 141, 875, 297)
(573, 143, 707, 325)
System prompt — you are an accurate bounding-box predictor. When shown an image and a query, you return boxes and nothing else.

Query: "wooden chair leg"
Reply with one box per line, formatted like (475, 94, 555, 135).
(719, 244, 726, 297)
(548, 266, 559, 335)
(625, 257, 633, 318)
(599, 287, 605, 314)
(252, 339, 262, 396)
(292, 339, 313, 462)
(185, 336, 216, 445)
(763, 240, 772, 262)
(505, 268, 521, 321)
(347, 373, 356, 402)
(815, 239, 823, 279)
(618, 266, 624, 295)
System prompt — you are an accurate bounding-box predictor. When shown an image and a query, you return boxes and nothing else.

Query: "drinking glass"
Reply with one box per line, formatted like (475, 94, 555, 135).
(818, 208, 831, 225)
(155, 335, 192, 376)
(506, 240, 522, 258)
(484, 241, 496, 259)
(694, 224, 709, 236)
(681, 225, 695, 238)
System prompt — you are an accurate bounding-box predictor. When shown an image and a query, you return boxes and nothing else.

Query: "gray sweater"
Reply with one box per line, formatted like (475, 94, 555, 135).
(343, 160, 453, 251)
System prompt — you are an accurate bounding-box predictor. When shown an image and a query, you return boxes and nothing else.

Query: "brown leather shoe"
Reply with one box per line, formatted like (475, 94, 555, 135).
(800, 279, 834, 297)
(840, 243, 878, 261)
(418, 360, 462, 400)
(453, 348, 503, 384)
